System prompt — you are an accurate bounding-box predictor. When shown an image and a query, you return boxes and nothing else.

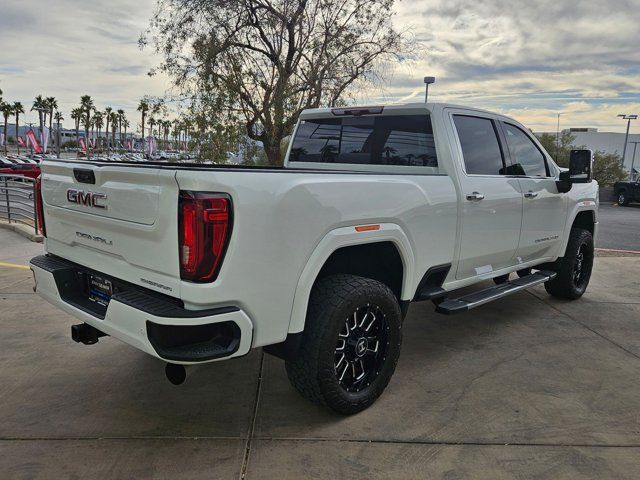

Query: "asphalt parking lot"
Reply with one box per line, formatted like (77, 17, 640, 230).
(1, 227, 640, 479)
(596, 203, 640, 251)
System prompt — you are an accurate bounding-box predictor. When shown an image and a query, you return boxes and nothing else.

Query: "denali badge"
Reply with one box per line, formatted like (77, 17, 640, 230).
(76, 231, 113, 246)
(67, 189, 107, 209)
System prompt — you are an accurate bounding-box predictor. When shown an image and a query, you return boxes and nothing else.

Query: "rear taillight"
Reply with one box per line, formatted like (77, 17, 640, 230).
(178, 191, 232, 282)
(35, 176, 46, 237)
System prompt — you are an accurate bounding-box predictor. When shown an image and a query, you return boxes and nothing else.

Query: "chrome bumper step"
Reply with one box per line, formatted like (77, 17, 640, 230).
(436, 270, 557, 315)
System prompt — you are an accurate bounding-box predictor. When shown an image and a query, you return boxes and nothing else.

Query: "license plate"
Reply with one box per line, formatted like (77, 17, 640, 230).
(88, 274, 113, 307)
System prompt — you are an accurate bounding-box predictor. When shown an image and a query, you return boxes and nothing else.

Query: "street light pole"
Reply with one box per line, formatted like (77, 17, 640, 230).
(629, 141, 640, 182)
(618, 114, 638, 168)
(423, 76, 436, 103)
(556, 113, 562, 161)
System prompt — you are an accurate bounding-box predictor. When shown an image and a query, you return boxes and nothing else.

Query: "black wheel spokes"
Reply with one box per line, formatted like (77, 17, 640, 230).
(573, 244, 587, 285)
(334, 305, 389, 392)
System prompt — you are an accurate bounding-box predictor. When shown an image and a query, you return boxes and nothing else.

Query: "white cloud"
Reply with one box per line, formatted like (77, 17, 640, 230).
(1, 0, 639, 133)
(0, 0, 170, 132)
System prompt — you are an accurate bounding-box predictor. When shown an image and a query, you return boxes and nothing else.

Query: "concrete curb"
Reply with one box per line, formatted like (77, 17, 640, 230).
(0, 220, 43, 243)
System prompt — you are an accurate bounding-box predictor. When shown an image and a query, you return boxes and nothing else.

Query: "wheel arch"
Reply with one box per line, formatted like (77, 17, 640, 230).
(572, 210, 596, 235)
(558, 206, 597, 257)
(286, 223, 415, 336)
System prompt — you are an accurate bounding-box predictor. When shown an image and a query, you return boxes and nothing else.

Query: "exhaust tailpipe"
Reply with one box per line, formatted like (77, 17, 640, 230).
(165, 363, 198, 385)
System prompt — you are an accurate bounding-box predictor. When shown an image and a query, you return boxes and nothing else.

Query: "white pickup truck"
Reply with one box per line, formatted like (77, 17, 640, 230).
(31, 103, 598, 414)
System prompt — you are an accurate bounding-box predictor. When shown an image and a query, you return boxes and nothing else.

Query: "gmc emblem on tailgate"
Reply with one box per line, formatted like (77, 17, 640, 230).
(66, 189, 107, 209)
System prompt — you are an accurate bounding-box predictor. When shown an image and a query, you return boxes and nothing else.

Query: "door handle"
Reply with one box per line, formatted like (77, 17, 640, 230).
(466, 192, 485, 201)
(524, 191, 538, 199)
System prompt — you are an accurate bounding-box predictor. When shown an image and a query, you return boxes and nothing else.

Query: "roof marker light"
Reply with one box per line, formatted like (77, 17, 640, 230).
(331, 106, 384, 116)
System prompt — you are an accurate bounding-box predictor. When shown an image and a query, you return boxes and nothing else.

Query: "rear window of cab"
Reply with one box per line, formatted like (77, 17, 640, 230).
(289, 115, 437, 167)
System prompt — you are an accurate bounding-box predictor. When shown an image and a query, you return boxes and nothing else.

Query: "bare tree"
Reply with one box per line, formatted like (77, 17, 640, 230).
(143, 0, 405, 165)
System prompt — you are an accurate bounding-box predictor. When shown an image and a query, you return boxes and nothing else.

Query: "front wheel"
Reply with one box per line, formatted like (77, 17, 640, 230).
(544, 228, 594, 300)
(285, 274, 402, 414)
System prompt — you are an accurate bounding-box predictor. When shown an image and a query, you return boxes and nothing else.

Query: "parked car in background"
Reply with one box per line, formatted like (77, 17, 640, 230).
(614, 179, 640, 206)
(0, 161, 41, 179)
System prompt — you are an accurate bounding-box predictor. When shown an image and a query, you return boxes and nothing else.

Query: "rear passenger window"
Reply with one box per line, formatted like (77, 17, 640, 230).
(453, 116, 505, 175)
(502, 123, 548, 177)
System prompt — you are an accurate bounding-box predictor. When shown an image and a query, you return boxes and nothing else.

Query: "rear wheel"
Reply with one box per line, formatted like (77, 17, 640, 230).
(618, 191, 629, 206)
(544, 228, 594, 300)
(285, 274, 402, 414)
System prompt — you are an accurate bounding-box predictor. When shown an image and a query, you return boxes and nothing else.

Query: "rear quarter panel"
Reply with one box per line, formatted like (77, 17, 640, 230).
(175, 170, 457, 347)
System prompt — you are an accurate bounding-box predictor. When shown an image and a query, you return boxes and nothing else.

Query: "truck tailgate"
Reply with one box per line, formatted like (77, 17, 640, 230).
(40, 161, 182, 295)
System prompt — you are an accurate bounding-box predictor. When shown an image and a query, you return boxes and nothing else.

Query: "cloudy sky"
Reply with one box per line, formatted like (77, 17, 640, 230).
(1, 0, 639, 133)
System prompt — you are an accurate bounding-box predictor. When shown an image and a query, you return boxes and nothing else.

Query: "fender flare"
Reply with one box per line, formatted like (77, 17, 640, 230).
(287, 223, 416, 334)
(558, 201, 597, 256)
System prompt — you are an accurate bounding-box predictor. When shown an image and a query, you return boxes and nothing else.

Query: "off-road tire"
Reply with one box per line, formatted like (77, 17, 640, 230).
(544, 228, 594, 300)
(285, 274, 402, 415)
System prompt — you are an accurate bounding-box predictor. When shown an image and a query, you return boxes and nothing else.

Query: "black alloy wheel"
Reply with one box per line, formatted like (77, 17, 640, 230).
(334, 304, 390, 393)
(618, 192, 628, 206)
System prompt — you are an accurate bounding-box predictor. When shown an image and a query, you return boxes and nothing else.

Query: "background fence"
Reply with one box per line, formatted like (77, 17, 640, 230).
(0, 174, 38, 234)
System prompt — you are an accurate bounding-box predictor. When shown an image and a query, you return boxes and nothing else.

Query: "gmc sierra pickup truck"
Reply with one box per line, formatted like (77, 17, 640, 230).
(31, 103, 598, 414)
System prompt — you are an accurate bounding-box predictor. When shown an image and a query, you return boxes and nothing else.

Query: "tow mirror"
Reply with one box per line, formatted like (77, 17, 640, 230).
(568, 149, 593, 183)
(557, 149, 593, 193)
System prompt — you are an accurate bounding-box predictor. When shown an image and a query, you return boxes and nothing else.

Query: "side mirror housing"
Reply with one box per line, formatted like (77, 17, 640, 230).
(568, 149, 593, 183)
(556, 149, 593, 193)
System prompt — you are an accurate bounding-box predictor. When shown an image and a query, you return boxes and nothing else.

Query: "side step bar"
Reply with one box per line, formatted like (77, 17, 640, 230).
(436, 270, 557, 315)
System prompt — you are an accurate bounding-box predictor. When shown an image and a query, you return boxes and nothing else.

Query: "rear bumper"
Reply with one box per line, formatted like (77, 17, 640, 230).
(30, 255, 253, 364)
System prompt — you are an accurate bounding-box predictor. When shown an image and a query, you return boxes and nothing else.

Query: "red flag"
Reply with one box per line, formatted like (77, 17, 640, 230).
(17, 135, 26, 147)
(79, 138, 87, 152)
(26, 129, 42, 154)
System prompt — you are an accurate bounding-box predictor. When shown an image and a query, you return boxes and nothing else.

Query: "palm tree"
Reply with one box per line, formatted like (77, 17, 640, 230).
(165, 120, 172, 150)
(32, 95, 47, 149)
(93, 111, 104, 151)
(1, 102, 13, 155)
(110, 111, 118, 153)
(117, 109, 125, 150)
(53, 111, 64, 156)
(148, 116, 157, 154)
(13, 101, 24, 154)
(71, 108, 82, 149)
(183, 118, 192, 152)
(123, 118, 130, 149)
(90, 117, 97, 149)
(104, 106, 112, 153)
(172, 119, 180, 150)
(46, 97, 57, 147)
(137, 100, 149, 155)
(79, 95, 94, 158)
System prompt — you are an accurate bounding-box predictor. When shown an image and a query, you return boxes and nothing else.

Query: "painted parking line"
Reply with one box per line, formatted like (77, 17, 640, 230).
(595, 247, 640, 255)
(0, 261, 31, 270)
